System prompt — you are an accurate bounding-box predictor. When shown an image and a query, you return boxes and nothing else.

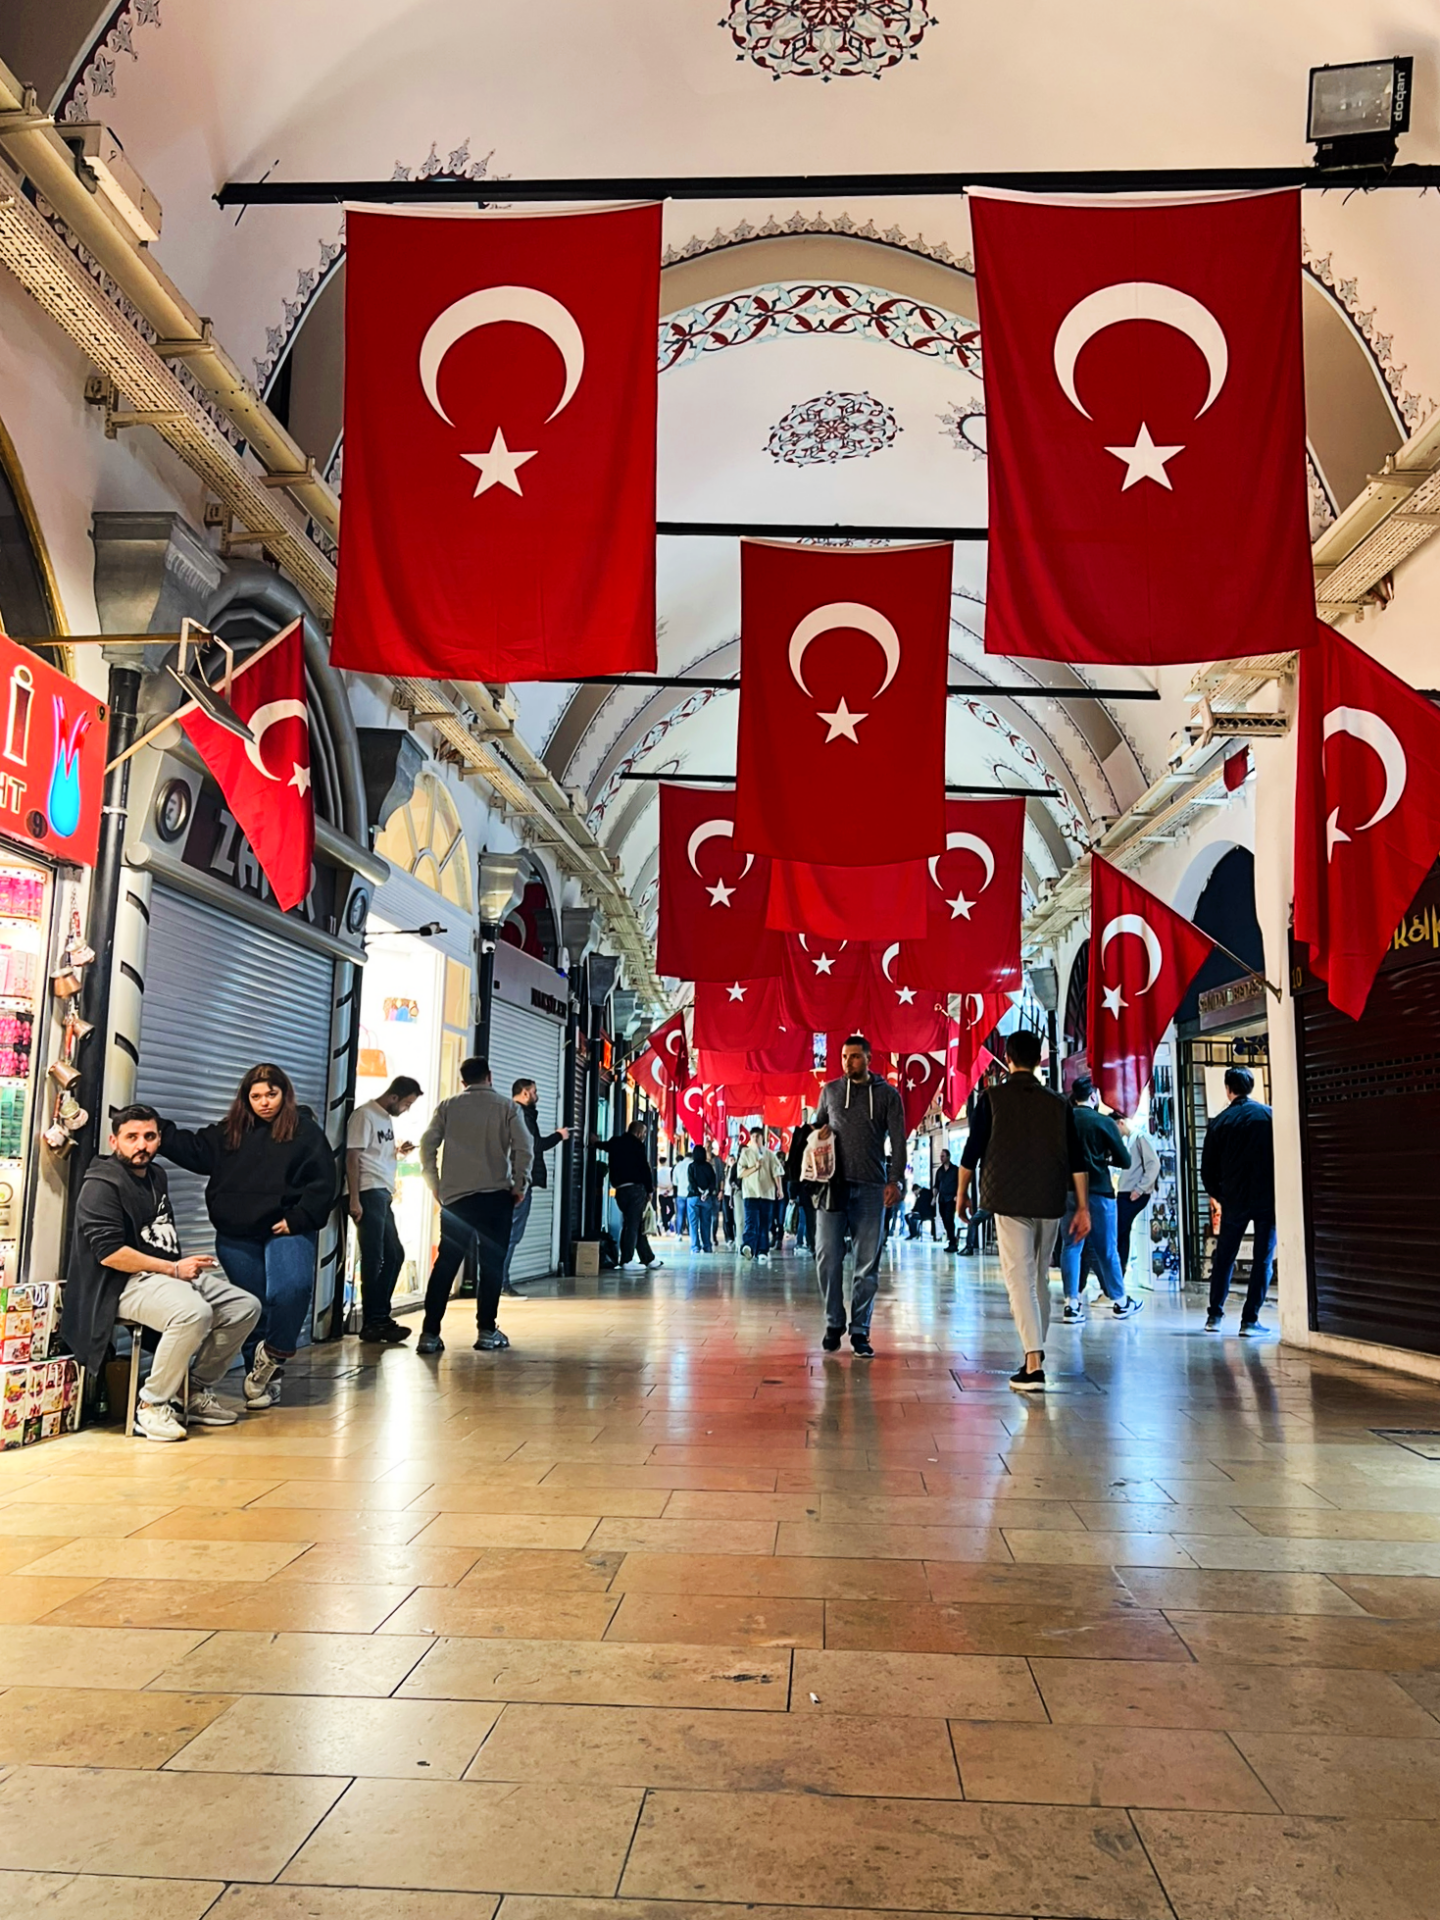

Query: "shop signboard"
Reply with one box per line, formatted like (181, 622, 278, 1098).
(0, 637, 106, 867)
(171, 778, 337, 929)
(1199, 971, 1268, 1031)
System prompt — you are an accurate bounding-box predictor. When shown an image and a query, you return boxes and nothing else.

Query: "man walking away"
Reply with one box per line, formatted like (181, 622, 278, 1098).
(736, 1125, 784, 1260)
(956, 1030, 1089, 1393)
(504, 1078, 569, 1296)
(417, 1057, 532, 1356)
(1202, 1066, 1275, 1334)
(65, 1105, 260, 1440)
(1060, 1078, 1142, 1323)
(601, 1119, 663, 1270)
(673, 1151, 690, 1241)
(687, 1143, 718, 1252)
(785, 1117, 817, 1254)
(1115, 1117, 1160, 1275)
(811, 1035, 907, 1358)
(346, 1075, 422, 1344)
(935, 1149, 960, 1251)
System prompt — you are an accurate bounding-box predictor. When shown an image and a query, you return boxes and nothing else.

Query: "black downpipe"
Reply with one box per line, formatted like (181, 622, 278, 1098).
(1048, 1008, 1060, 1091)
(474, 926, 497, 1059)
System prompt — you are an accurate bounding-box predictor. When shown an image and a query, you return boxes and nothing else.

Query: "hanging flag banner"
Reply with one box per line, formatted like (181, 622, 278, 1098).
(1294, 621, 1440, 1019)
(898, 798, 1026, 990)
(181, 620, 315, 913)
(944, 1024, 1002, 1120)
(656, 784, 782, 982)
(1088, 855, 1214, 1115)
(864, 945, 948, 1052)
(677, 1081, 707, 1146)
(692, 976, 788, 1053)
(629, 1048, 669, 1108)
(970, 189, 1314, 666)
(781, 936, 870, 1032)
(735, 541, 950, 865)
(898, 1050, 946, 1132)
(641, 1010, 691, 1090)
(765, 857, 929, 942)
(332, 203, 660, 681)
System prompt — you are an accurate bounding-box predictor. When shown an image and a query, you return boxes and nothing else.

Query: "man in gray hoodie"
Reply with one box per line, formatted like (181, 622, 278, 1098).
(810, 1034, 907, 1357)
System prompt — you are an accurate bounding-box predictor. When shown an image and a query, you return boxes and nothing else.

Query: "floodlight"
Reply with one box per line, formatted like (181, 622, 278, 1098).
(1308, 58, 1413, 169)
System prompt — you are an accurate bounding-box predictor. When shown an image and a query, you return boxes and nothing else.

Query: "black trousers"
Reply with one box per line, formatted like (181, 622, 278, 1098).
(356, 1188, 404, 1326)
(1116, 1191, 1148, 1269)
(423, 1189, 516, 1334)
(615, 1183, 655, 1265)
(938, 1197, 957, 1249)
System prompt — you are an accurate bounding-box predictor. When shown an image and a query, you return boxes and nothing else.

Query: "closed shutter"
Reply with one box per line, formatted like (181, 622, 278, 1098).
(1298, 957, 1440, 1357)
(135, 886, 335, 1256)
(487, 997, 564, 1280)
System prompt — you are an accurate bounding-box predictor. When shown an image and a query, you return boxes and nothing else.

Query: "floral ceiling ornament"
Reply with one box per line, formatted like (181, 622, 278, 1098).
(722, 1, 939, 80)
(938, 397, 987, 459)
(767, 390, 899, 465)
(58, 0, 163, 123)
(660, 284, 980, 375)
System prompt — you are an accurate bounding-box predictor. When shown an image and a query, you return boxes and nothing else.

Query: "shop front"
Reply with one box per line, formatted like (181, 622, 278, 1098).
(485, 938, 568, 1281)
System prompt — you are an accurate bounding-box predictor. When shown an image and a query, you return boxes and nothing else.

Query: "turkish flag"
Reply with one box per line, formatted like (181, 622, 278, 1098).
(823, 1034, 892, 1081)
(864, 946, 947, 1052)
(181, 620, 314, 913)
(944, 1024, 1001, 1120)
(1088, 855, 1214, 1115)
(629, 1049, 669, 1108)
(899, 799, 1025, 990)
(1294, 622, 1440, 1019)
(332, 204, 659, 680)
(692, 976, 787, 1053)
(677, 1082, 707, 1147)
(970, 189, 1314, 666)
(703, 1086, 728, 1144)
(897, 1050, 946, 1132)
(781, 937, 870, 1032)
(766, 858, 928, 941)
(735, 541, 950, 864)
(657, 785, 782, 982)
(643, 1011, 691, 1090)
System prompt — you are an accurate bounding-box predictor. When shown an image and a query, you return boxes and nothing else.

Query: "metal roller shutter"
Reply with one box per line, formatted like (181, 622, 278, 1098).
(487, 997, 564, 1280)
(135, 886, 335, 1256)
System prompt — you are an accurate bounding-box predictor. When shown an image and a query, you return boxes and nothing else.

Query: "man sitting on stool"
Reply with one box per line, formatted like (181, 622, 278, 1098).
(63, 1104, 260, 1441)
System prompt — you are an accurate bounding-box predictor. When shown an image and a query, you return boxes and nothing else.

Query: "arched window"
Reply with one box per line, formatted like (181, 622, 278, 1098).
(0, 413, 64, 642)
(374, 772, 473, 911)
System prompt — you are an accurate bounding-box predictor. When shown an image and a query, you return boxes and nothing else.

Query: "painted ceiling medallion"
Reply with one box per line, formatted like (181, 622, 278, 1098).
(939, 397, 987, 459)
(722, 2, 939, 81)
(767, 390, 900, 466)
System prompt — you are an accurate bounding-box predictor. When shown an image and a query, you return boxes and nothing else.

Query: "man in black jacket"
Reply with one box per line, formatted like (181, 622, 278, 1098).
(63, 1105, 260, 1441)
(934, 1149, 960, 1251)
(503, 1079, 569, 1296)
(1201, 1066, 1275, 1333)
(601, 1119, 662, 1270)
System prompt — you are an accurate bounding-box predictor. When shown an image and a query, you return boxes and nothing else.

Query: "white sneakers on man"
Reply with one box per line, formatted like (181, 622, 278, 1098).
(243, 1343, 282, 1409)
(134, 1398, 187, 1442)
(187, 1387, 240, 1426)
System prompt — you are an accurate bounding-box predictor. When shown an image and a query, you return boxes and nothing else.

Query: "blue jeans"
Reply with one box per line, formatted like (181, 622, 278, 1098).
(215, 1230, 318, 1359)
(742, 1196, 771, 1254)
(675, 1196, 688, 1235)
(689, 1195, 716, 1250)
(815, 1182, 886, 1333)
(1060, 1192, 1126, 1303)
(1208, 1207, 1276, 1324)
(504, 1186, 534, 1285)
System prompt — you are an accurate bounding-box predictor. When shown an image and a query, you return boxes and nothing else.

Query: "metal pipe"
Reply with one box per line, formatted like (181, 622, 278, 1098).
(616, 772, 1056, 796)
(576, 674, 1159, 699)
(656, 521, 987, 541)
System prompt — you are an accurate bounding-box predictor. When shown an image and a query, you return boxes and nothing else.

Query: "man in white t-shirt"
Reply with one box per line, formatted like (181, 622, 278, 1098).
(346, 1075, 422, 1343)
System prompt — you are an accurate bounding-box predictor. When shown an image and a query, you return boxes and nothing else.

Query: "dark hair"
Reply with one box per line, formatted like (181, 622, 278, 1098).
(841, 1033, 872, 1055)
(1005, 1029, 1044, 1071)
(225, 1064, 299, 1150)
(1069, 1075, 1094, 1105)
(691, 1143, 708, 1163)
(1224, 1066, 1255, 1098)
(628, 1118, 646, 1137)
(512, 1077, 536, 1098)
(111, 1103, 160, 1133)
(384, 1076, 423, 1101)
(460, 1056, 491, 1086)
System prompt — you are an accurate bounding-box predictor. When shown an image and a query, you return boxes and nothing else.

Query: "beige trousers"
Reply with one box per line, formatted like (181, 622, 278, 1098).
(994, 1214, 1061, 1356)
(116, 1267, 261, 1405)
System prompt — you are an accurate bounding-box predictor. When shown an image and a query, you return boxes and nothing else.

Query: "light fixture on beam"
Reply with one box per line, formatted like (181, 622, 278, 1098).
(1308, 58, 1413, 171)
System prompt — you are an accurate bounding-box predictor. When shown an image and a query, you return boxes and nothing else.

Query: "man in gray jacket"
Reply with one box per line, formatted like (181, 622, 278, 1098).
(811, 1034, 906, 1358)
(417, 1056, 532, 1356)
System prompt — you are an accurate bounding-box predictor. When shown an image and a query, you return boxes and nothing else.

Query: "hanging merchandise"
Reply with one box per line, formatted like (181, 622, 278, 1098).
(969, 188, 1314, 666)
(656, 783, 782, 982)
(1088, 856, 1215, 1117)
(42, 906, 95, 1157)
(896, 799, 1026, 991)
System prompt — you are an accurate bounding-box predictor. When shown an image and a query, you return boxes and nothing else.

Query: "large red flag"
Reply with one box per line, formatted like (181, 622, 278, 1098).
(642, 1011, 691, 1090)
(692, 976, 787, 1053)
(332, 204, 659, 680)
(765, 858, 928, 941)
(1295, 622, 1440, 1018)
(899, 799, 1025, 989)
(181, 621, 314, 913)
(944, 1025, 1001, 1121)
(1088, 856, 1214, 1115)
(781, 936, 870, 1032)
(898, 1050, 946, 1132)
(735, 541, 950, 864)
(629, 1048, 669, 1108)
(865, 946, 947, 1052)
(677, 1082, 707, 1147)
(656, 785, 782, 982)
(970, 189, 1314, 666)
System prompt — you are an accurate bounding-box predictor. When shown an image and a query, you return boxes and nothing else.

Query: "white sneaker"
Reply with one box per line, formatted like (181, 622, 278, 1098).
(243, 1344, 282, 1409)
(187, 1387, 239, 1427)
(134, 1399, 187, 1442)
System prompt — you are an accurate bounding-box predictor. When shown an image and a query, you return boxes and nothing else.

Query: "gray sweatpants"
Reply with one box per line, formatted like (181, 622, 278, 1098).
(116, 1267, 261, 1405)
(994, 1214, 1061, 1356)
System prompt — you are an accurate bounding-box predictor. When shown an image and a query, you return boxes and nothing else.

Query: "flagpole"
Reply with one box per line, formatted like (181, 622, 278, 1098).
(102, 623, 298, 774)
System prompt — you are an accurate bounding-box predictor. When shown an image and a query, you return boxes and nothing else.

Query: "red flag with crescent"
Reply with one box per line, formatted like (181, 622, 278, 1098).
(642, 1011, 691, 1090)
(677, 1081, 707, 1147)
(863, 946, 947, 1052)
(734, 541, 949, 865)
(765, 859, 928, 941)
(780, 936, 869, 1032)
(898, 1050, 946, 1132)
(1294, 622, 1440, 1019)
(1088, 856, 1214, 1115)
(656, 784, 782, 982)
(691, 977, 788, 1053)
(181, 620, 314, 913)
(332, 204, 659, 680)
(970, 189, 1314, 665)
(898, 799, 1026, 990)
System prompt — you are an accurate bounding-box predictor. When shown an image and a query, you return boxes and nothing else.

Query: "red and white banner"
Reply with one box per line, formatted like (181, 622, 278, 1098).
(781, 936, 869, 1032)
(864, 945, 948, 1052)
(656, 784, 782, 982)
(182, 620, 314, 913)
(735, 541, 950, 864)
(642, 1011, 691, 1090)
(898, 799, 1025, 990)
(1294, 622, 1440, 1018)
(333, 204, 660, 681)
(692, 976, 787, 1053)
(677, 1082, 707, 1146)
(1088, 856, 1215, 1115)
(897, 1050, 946, 1132)
(629, 1049, 668, 1106)
(970, 189, 1314, 665)
(766, 857, 928, 942)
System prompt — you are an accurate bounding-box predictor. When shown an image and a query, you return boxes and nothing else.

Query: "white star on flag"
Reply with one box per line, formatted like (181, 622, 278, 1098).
(463, 427, 537, 497)
(1101, 984, 1127, 1016)
(816, 696, 866, 744)
(1104, 422, 1184, 492)
(811, 952, 835, 975)
(706, 878, 736, 907)
(726, 982, 746, 1002)
(289, 762, 311, 795)
(947, 891, 974, 921)
(896, 986, 916, 1005)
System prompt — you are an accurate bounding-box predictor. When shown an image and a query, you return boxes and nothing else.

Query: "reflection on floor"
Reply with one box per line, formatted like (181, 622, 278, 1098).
(1, 1234, 1439, 1918)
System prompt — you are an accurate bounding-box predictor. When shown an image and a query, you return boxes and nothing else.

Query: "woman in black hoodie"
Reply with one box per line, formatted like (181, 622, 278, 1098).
(161, 1062, 336, 1409)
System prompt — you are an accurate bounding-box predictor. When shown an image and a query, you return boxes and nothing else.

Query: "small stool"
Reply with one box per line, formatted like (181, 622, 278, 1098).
(118, 1319, 188, 1437)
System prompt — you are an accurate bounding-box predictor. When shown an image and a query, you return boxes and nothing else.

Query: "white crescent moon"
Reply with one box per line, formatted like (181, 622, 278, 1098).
(928, 832, 996, 895)
(962, 993, 985, 1028)
(797, 936, 849, 955)
(789, 602, 901, 699)
(1323, 705, 1408, 832)
(418, 286, 585, 428)
(1100, 913, 1163, 995)
(243, 700, 310, 782)
(903, 1053, 933, 1078)
(1053, 281, 1229, 421)
(881, 943, 900, 983)
(686, 818, 754, 882)
(664, 1029, 684, 1058)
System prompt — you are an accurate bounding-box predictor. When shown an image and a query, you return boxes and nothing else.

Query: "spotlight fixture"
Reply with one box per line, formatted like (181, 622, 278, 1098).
(1308, 57, 1413, 170)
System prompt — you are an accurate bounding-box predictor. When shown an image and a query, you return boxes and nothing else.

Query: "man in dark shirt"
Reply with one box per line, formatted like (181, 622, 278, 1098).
(1201, 1066, 1275, 1333)
(504, 1078, 569, 1296)
(1061, 1078, 1143, 1323)
(934, 1150, 960, 1251)
(601, 1119, 661, 1270)
(957, 1029, 1089, 1392)
(811, 1035, 907, 1358)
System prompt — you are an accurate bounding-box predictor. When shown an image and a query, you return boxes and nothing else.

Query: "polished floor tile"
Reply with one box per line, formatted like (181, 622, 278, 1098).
(401, 1636, 791, 1709)
(604, 1593, 823, 1647)
(1114, 1568, 1366, 1614)
(0, 1625, 210, 1691)
(791, 1648, 1047, 1719)
(145, 1629, 432, 1695)
(825, 1597, 1188, 1658)
(167, 1692, 502, 1778)
(1232, 1730, 1440, 1817)
(1330, 1573, 1440, 1616)
(266, 1541, 485, 1585)
(0, 1687, 233, 1769)
(38, 1575, 414, 1633)
(209, 1891, 499, 1919)
(1134, 1809, 1440, 1920)
(586, 1518, 778, 1555)
(949, 1720, 1277, 1811)
(0, 1872, 222, 1919)
(0, 1575, 100, 1624)
(15, 1538, 308, 1582)
(608, 1551, 928, 1599)
(413, 1514, 604, 1551)
(1033, 1655, 1440, 1731)
(127, 1505, 433, 1545)
(377, 1589, 621, 1639)
(1168, 1608, 1440, 1669)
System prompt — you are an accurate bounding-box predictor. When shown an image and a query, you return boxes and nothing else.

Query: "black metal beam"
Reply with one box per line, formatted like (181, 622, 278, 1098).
(216, 164, 1440, 207)
(574, 674, 1159, 700)
(657, 521, 987, 541)
(617, 772, 1055, 797)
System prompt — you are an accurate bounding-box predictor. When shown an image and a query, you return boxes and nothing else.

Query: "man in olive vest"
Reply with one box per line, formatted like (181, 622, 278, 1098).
(956, 1029, 1090, 1393)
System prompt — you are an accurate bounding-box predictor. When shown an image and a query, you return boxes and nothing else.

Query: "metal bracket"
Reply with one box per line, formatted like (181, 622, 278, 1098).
(82, 373, 186, 438)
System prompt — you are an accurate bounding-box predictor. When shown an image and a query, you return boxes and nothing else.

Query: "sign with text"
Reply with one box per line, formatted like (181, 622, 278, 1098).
(0, 637, 106, 867)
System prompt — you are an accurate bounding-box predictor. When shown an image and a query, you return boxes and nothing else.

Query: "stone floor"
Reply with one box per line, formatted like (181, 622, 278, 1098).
(1, 1234, 1439, 1920)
